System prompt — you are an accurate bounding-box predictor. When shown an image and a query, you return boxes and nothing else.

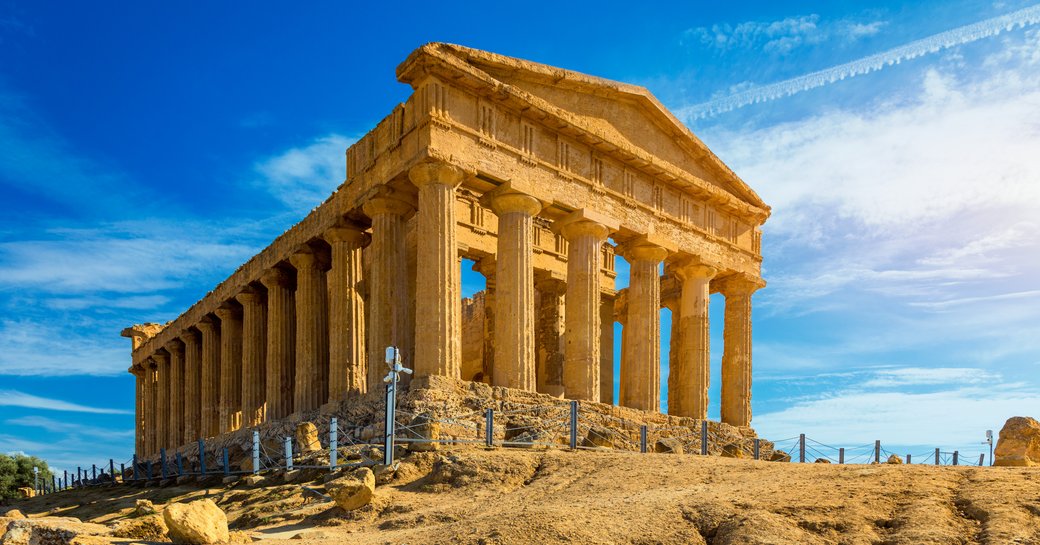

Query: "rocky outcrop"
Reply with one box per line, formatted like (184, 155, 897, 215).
(110, 514, 168, 540)
(325, 467, 376, 511)
(0, 518, 111, 545)
(655, 438, 684, 454)
(162, 499, 229, 544)
(295, 422, 321, 454)
(994, 416, 1040, 467)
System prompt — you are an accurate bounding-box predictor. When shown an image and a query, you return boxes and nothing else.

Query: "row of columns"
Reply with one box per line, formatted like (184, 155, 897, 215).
(132, 159, 761, 458)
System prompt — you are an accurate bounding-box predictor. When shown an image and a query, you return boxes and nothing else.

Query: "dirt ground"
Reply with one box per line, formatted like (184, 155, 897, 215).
(7, 447, 1040, 544)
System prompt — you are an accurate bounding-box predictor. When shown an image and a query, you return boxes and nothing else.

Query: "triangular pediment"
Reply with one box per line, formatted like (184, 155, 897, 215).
(397, 43, 768, 212)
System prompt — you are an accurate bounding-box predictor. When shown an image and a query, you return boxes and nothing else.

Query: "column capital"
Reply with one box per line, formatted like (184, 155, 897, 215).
(715, 273, 766, 297)
(235, 286, 263, 306)
(617, 240, 669, 264)
(323, 225, 371, 246)
(675, 261, 718, 282)
(551, 209, 618, 240)
(152, 351, 170, 365)
(178, 329, 198, 345)
(197, 316, 218, 333)
(260, 267, 293, 290)
(361, 195, 414, 218)
(408, 161, 466, 188)
(480, 185, 543, 217)
(214, 304, 242, 321)
(163, 340, 184, 356)
(559, 219, 611, 241)
(289, 247, 322, 271)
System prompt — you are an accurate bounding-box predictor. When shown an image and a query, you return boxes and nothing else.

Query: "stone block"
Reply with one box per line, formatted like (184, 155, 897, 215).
(994, 416, 1040, 467)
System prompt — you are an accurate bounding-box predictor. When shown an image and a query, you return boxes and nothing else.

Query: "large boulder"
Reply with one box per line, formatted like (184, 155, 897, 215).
(720, 443, 745, 459)
(325, 467, 375, 511)
(581, 425, 614, 449)
(110, 514, 168, 540)
(407, 412, 441, 452)
(162, 499, 229, 544)
(886, 454, 903, 465)
(134, 499, 156, 517)
(994, 416, 1040, 467)
(0, 510, 24, 519)
(654, 438, 684, 454)
(766, 450, 791, 463)
(0, 518, 111, 545)
(295, 422, 322, 454)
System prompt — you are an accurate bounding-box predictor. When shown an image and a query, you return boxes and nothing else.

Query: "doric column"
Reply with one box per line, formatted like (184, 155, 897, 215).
(236, 288, 267, 427)
(164, 341, 184, 449)
(215, 305, 243, 433)
(535, 276, 566, 397)
(180, 330, 201, 443)
(324, 226, 370, 400)
(616, 306, 629, 405)
(290, 247, 329, 414)
(720, 275, 764, 427)
(144, 359, 157, 456)
(487, 190, 541, 390)
(361, 195, 413, 390)
(132, 365, 145, 457)
(409, 162, 465, 379)
(260, 268, 295, 420)
(473, 258, 496, 384)
(154, 351, 170, 451)
(600, 293, 616, 404)
(671, 263, 717, 418)
(619, 242, 668, 412)
(558, 219, 611, 401)
(198, 316, 221, 438)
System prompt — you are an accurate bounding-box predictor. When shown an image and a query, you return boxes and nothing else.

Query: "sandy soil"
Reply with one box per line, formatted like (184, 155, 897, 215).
(8, 448, 1040, 544)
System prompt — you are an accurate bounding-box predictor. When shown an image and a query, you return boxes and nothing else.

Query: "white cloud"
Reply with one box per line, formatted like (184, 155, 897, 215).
(0, 319, 130, 376)
(254, 134, 357, 212)
(5, 416, 134, 440)
(0, 389, 130, 414)
(861, 367, 1001, 388)
(684, 14, 886, 55)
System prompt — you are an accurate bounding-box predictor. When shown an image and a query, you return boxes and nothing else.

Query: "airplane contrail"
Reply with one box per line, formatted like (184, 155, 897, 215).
(678, 3, 1040, 121)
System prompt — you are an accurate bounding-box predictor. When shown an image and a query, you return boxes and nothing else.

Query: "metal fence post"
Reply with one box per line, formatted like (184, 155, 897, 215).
(701, 421, 709, 455)
(953, 451, 959, 466)
(77, 467, 82, 486)
(120, 463, 125, 483)
(146, 461, 153, 480)
(222, 447, 230, 476)
(253, 430, 261, 474)
(978, 453, 984, 466)
(52, 475, 57, 492)
(799, 434, 805, 463)
(640, 426, 648, 454)
(160, 449, 167, 479)
(109, 459, 115, 482)
(284, 437, 293, 470)
(485, 408, 494, 448)
(199, 439, 207, 475)
(384, 383, 395, 466)
(839, 448, 845, 464)
(176, 453, 184, 476)
(329, 419, 338, 470)
(753, 438, 760, 460)
(64, 470, 69, 488)
(874, 440, 880, 463)
(907, 454, 912, 464)
(569, 400, 578, 450)
(935, 448, 940, 465)
(92, 464, 97, 481)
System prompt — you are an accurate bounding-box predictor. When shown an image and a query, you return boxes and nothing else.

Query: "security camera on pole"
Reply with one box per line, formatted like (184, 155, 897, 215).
(985, 429, 994, 466)
(383, 346, 412, 466)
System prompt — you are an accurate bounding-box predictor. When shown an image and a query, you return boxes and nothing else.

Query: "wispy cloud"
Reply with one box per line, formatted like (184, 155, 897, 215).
(254, 133, 357, 212)
(0, 389, 130, 414)
(684, 14, 886, 55)
(5, 415, 134, 439)
(680, 3, 1040, 119)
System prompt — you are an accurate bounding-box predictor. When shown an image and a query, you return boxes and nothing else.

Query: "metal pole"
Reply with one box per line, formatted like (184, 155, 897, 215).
(77, 466, 82, 486)
(64, 470, 69, 488)
(284, 437, 293, 470)
(839, 448, 845, 464)
(146, 461, 153, 480)
(569, 400, 578, 450)
(935, 448, 940, 465)
(384, 382, 395, 466)
(92, 464, 97, 481)
(753, 438, 760, 460)
(253, 430, 261, 474)
(160, 448, 167, 479)
(978, 453, 985, 466)
(109, 459, 115, 482)
(953, 451, 959, 465)
(198, 439, 207, 475)
(223, 447, 230, 476)
(874, 440, 880, 464)
(640, 426, 647, 453)
(799, 434, 805, 463)
(33, 467, 38, 493)
(907, 454, 912, 464)
(120, 463, 125, 483)
(176, 453, 184, 476)
(485, 408, 494, 448)
(51, 475, 56, 492)
(701, 421, 709, 455)
(328, 419, 337, 470)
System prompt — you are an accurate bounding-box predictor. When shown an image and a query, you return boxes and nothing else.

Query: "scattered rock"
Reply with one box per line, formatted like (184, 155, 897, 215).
(581, 425, 614, 449)
(767, 450, 791, 463)
(296, 422, 322, 453)
(655, 438, 684, 454)
(720, 443, 745, 459)
(373, 463, 397, 485)
(994, 416, 1040, 467)
(815, 458, 832, 464)
(242, 475, 265, 487)
(0, 518, 111, 545)
(162, 499, 230, 545)
(886, 454, 904, 465)
(0, 509, 25, 519)
(228, 530, 254, 543)
(407, 412, 441, 452)
(134, 499, 156, 517)
(290, 530, 336, 540)
(110, 513, 168, 540)
(325, 467, 376, 511)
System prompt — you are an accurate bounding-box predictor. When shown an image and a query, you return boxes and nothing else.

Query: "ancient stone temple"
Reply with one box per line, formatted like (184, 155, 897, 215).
(123, 43, 769, 458)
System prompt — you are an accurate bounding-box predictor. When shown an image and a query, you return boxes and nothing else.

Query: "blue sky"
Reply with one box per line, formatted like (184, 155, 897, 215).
(2, 1, 1038, 470)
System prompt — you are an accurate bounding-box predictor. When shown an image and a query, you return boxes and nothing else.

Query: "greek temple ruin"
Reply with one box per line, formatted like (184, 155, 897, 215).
(123, 43, 769, 458)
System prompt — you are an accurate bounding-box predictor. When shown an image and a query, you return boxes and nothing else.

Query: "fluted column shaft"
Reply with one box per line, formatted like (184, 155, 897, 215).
(409, 162, 465, 379)
(237, 289, 267, 427)
(560, 220, 610, 401)
(362, 197, 413, 389)
(600, 294, 615, 404)
(721, 277, 762, 427)
(260, 269, 295, 420)
(620, 243, 668, 412)
(473, 258, 496, 384)
(144, 360, 157, 456)
(535, 277, 565, 396)
(154, 352, 170, 451)
(165, 342, 184, 449)
(198, 318, 221, 438)
(216, 306, 243, 433)
(290, 248, 329, 414)
(180, 331, 201, 443)
(670, 264, 716, 418)
(489, 192, 541, 390)
(133, 366, 145, 457)
(325, 226, 369, 400)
